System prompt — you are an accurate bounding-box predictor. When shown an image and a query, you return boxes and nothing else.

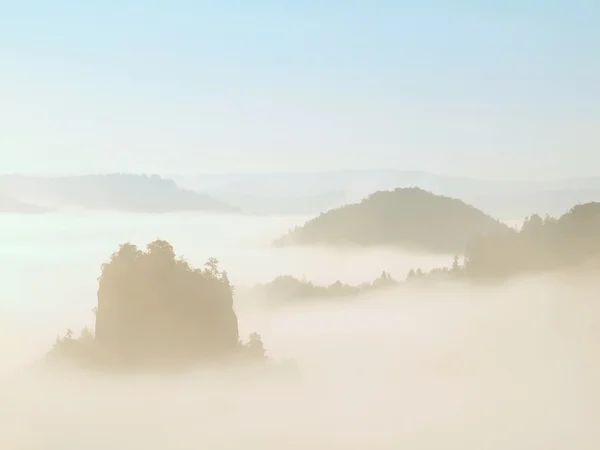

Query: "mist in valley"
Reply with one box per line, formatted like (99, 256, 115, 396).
(1, 212, 599, 449)
(4, 0, 599, 445)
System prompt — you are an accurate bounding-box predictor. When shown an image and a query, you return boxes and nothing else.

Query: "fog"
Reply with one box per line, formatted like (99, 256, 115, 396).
(1, 213, 599, 449)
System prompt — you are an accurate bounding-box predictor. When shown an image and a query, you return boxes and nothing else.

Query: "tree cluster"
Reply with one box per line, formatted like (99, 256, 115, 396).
(464, 203, 600, 278)
(255, 271, 398, 301)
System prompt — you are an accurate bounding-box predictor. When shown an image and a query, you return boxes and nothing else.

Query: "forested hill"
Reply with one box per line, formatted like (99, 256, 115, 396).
(275, 187, 511, 254)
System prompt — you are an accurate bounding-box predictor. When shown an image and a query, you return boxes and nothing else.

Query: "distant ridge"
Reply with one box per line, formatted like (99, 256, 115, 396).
(0, 174, 238, 213)
(274, 187, 511, 254)
(4, 170, 600, 217)
(0, 195, 52, 214)
(173, 170, 600, 218)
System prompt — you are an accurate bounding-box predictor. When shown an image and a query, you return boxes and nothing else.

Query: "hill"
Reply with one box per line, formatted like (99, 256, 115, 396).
(0, 174, 237, 213)
(274, 187, 511, 253)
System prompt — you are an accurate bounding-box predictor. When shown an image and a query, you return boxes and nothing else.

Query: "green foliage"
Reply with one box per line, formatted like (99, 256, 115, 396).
(275, 188, 509, 253)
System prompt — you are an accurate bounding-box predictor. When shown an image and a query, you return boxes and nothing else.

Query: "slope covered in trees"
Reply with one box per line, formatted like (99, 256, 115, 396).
(48, 239, 266, 370)
(407, 202, 600, 281)
(275, 188, 510, 253)
(464, 202, 600, 278)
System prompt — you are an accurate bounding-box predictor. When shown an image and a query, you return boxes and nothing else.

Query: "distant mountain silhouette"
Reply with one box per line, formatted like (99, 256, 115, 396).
(4, 171, 599, 217)
(275, 187, 511, 253)
(0, 195, 51, 213)
(468, 189, 600, 220)
(0, 174, 237, 213)
(173, 170, 600, 219)
(206, 190, 351, 215)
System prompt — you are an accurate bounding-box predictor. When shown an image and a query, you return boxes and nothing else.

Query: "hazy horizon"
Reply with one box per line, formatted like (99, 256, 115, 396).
(2, 2, 599, 179)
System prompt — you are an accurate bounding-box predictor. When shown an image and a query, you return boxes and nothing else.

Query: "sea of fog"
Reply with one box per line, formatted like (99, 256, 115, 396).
(0, 212, 451, 370)
(1, 212, 599, 449)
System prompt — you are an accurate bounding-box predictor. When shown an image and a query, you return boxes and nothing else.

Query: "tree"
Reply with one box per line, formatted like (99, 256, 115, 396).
(80, 327, 93, 342)
(245, 333, 266, 359)
(204, 257, 220, 278)
(220, 270, 234, 293)
(451, 255, 460, 273)
(521, 214, 543, 235)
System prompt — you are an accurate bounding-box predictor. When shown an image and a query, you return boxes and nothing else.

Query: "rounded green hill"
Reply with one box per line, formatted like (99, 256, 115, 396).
(275, 187, 510, 253)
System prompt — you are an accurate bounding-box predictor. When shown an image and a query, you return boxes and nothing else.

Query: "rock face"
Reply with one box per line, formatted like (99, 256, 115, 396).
(94, 240, 239, 365)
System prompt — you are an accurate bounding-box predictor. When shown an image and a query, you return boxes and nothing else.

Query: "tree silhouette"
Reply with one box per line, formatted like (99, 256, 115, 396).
(245, 333, 267, 359)
(204, 257, 220, 278)
(451, 255, 460, 273)
(255, 271, 399, 301)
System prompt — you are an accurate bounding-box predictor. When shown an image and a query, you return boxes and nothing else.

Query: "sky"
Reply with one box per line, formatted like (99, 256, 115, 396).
(1, 0, 599, 179)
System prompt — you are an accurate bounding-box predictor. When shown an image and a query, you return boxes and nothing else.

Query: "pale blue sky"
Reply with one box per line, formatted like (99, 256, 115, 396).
(1, 0, 598, 179)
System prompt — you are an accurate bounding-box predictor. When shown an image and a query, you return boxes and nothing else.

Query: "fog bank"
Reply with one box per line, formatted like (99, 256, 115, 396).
(2, 274, 599, 449)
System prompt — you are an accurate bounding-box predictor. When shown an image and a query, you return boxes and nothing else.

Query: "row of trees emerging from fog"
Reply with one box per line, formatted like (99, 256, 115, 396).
(254, 271, 398, 301)
(50, 239, 266, 370)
